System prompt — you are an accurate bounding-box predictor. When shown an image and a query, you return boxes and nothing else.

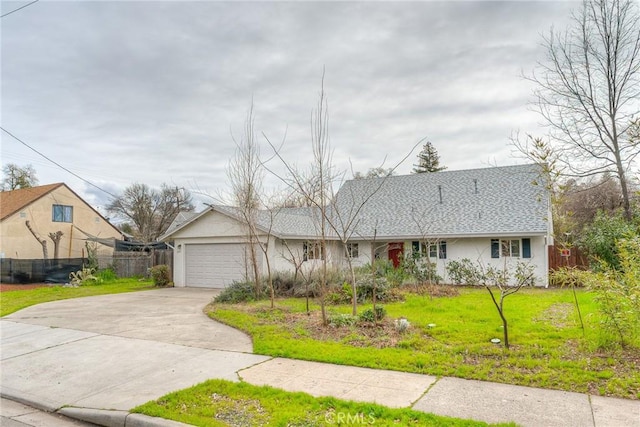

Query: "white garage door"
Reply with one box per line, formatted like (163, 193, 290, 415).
(185, 243, 253, 288)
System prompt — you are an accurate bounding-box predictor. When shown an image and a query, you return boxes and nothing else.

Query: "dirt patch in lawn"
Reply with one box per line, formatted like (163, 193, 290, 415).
(0, 283, 50, 292)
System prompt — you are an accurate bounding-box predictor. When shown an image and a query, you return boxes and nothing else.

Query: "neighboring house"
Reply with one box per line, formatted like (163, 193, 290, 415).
(161, 164, 553, 288)
(0, 183, 122, 259)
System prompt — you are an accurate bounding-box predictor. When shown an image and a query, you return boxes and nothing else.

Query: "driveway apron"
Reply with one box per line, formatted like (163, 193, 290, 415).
(0, 288, 269, 412)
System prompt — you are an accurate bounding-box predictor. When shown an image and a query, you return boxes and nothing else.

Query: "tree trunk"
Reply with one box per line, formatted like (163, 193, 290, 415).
(25, 221, 48, 260)
(48, 231, 64, 260)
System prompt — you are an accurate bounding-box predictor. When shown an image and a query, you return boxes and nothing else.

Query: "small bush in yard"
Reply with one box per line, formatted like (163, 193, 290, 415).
(96, 268, 117, 282)
(328, 313, 358, 328)
(359, 306, 386, 323)
(150, 265, 172, 287)
(215, 280, 267, 303)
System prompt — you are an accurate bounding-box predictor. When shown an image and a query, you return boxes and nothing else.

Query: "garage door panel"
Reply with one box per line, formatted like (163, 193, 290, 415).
(185, 243, 257, 288)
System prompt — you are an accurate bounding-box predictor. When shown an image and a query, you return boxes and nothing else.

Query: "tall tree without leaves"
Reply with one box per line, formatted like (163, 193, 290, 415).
(413, 142, 446, 173)
(529, 0, 640, 221)
(228, 103, 278, 305)
(107, 183, 194, 242)
(2, 163, 38, 190)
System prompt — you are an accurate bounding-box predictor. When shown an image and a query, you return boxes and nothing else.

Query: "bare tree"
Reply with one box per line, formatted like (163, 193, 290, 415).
(48, 231, 64, 260)
(353, 167, 395, 180)
(2, 163, 38, 190)
(228, 104, 281, 306)
(229, 103, 263, 299)
(529, 0, 640, 221)
(465, 258, 536, 349)
(108, 183, 194, 242)
(264, 72, 337, 324)
(25, 220, 48, 259)
(266, 74, 422, 319)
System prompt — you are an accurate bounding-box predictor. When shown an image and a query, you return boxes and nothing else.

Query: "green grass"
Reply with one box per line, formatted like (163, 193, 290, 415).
(0, 278, 154, 317)
(208, 288, 640, 399)
(133, 379, 514, 427)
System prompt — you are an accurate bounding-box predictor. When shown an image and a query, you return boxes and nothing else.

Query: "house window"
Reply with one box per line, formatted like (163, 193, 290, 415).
(345, 243, 359, 258)
(492, 239, 528, 258)
(303, 241, 325, 261)
(429, 244, 438, 258)
(52, 205, 73, 223)
(411, 241, 428, 257)
(427, 242, 447, 259)
(438, 241, 447, 259)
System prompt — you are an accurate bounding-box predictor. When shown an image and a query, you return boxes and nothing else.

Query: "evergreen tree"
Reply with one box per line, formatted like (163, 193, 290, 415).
(413, 142, 446, 173)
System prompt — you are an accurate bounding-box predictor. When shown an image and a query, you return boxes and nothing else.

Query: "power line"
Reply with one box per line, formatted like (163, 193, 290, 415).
(1, 126, 120, 200)
(1, 0, 39, 18)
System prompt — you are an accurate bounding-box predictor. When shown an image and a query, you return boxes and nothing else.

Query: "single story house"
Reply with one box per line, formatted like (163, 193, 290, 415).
(161, 164, 553, 288)
(0, 183, 122, 259)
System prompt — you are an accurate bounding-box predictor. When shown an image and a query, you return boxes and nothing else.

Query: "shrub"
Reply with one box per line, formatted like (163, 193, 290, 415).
(578, 211, 637, 271)
(328, 313, 358, 328)
(150, 265, 172, 287)
(446, 258, 478, 285)
(359, 306, 386, 323)
(402, 255, 441, 285)
(215, 280, 268, 303)
(581, 237, 640, 348)
(395, 317, 411, 333)
(96, 268, 117, 283)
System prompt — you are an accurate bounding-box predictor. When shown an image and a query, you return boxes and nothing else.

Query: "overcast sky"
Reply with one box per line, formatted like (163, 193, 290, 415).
(1, 0, 577, 213)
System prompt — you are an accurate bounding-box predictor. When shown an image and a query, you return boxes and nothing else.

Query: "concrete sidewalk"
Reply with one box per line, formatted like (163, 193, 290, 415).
(1, 288, 638, 426)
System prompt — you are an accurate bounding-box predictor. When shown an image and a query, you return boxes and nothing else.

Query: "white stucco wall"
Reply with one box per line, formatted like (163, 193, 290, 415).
(168, 208, 550, 287)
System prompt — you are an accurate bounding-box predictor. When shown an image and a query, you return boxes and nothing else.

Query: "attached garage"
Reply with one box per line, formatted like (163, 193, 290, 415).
(185, 243, 253, 288)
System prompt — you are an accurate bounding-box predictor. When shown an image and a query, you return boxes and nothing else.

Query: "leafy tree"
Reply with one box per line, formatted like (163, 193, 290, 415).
(2, 163, 38, 190)
(529, 0, 640, 221)
(413, 142, 446, 173)
(107, 183, 194, 243)
(577, 210, 637, 270)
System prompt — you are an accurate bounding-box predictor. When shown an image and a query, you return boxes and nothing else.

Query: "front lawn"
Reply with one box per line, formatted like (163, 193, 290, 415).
(133, 379, 514, 427)
(208, 287, 639, 399)
(0, 278, 154, 317)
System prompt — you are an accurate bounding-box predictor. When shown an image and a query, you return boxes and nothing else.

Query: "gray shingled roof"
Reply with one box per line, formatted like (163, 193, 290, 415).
(162, 164, 550, 241)
(213, 205, 321, 239)
(331, 164, 549, 239)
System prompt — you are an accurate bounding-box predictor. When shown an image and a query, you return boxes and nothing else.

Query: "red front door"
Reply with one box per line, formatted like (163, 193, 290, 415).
(388, 242, 404, 268)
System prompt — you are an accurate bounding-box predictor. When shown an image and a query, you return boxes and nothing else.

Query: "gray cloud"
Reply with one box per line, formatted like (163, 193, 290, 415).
(2, 1, 576, 208)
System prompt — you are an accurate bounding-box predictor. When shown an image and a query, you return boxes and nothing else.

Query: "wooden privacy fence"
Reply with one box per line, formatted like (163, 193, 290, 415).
(97, 249, 173, 278)
(548, 245, 588, 271)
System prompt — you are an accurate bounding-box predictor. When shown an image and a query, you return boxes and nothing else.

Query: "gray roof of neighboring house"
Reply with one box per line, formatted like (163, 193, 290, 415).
(331, 163, 549, 239)
(161, 164, 550, 241)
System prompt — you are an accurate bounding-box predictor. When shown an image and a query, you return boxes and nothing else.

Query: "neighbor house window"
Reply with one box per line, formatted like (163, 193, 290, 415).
(501, 239, 520, 257)
(345, 243, 359, 258)
(303, 241, 325, 261)
(52, 205, 73, 223)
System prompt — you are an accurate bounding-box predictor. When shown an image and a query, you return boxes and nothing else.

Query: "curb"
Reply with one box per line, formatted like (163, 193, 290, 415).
(59, 407, 193, 427)
(1, 391, 191, 427)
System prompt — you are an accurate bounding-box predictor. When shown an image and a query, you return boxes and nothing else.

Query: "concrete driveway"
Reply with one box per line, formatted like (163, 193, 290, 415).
(3, 288, 251, 352)
(1, 288, 269, 414)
